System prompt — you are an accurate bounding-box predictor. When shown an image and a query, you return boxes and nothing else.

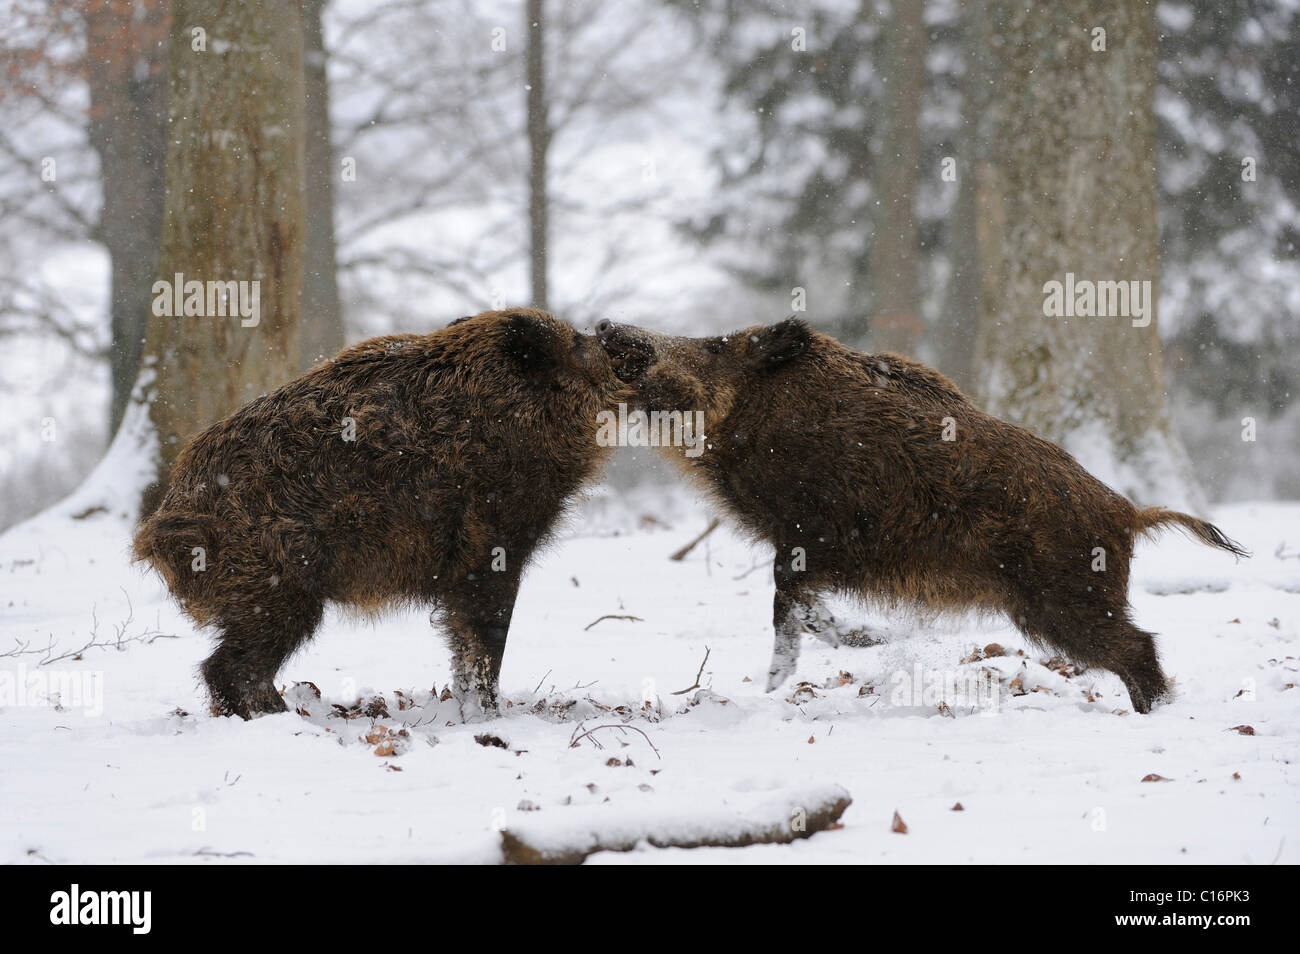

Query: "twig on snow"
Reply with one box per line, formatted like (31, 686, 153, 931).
(568, 722, 661, 760)
(583, 614, 643, 631)
(670, 647, 711, 695)
(669, 518, 720, 561)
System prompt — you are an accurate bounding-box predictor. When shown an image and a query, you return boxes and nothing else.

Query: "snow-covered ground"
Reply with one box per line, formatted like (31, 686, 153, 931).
(1, 463, 1296, 863)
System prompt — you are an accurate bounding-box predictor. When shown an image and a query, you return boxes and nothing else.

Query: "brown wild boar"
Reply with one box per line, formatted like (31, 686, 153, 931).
(134, 308, 624, 719)
(597, 316, 1246, 713)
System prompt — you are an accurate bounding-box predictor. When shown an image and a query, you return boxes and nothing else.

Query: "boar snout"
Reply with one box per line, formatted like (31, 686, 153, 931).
(597, 320, 656, 382)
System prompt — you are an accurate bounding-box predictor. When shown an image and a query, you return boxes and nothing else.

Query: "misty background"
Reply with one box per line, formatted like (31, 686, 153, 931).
(0, 0, 1296, 531)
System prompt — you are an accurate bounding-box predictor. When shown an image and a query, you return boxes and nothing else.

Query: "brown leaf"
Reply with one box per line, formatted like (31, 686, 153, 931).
(1228, 724, 1255, 735)
(984, 643, 1005, 658)
(372, 741, 395, 757)
(891, 811, 908, 834)
(951, 802, 964, 811)
(1232, 772, 1241, 780)
(475, 733, 508, 749)
(1141, 773, 1173, 782)
(807, 735, 816, 744)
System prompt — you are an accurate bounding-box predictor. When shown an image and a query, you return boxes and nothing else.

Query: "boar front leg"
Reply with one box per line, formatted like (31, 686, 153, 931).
(768, 558, 813, 692)
(443, 563, 523, 721)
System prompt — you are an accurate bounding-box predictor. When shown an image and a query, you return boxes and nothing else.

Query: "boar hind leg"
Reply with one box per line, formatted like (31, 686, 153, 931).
(802, 597, 885, 649)
(203, 591, 324, 719)
(1016, 605, 1169, 714)
(442, 565, 523, 721)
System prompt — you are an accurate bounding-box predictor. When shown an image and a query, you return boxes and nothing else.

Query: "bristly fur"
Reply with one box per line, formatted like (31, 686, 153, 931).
(134, 308, 625, 719)
(599, 317, 1249, 714)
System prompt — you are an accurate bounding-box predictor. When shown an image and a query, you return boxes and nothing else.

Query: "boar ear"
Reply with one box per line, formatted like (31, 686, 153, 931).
(750, 317, 812, 370)
(448, 315, 473, 327)
(502, 312, 556, 377)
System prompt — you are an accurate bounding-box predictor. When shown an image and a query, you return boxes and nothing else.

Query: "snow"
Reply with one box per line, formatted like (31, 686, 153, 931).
(1, 442, 1296, 865)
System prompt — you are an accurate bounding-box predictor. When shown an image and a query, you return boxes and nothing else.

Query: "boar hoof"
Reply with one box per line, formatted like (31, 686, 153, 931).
(765, 667, 793, 693)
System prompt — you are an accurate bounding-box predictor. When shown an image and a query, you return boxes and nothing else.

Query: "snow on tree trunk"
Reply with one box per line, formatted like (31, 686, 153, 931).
(972, 1, 1203, 511)
(84, 0, 169, 436)
(137, 0, 306, 515)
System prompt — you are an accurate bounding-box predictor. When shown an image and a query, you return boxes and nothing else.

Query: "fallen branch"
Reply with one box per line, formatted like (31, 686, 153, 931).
(583, 614, 643, 631)
(0, 592, 176, 665)
(501, 784, 852, 865)
(670, 647, 710, 695)
(669, 518, 721, 561)
(568, 722, 661, 759)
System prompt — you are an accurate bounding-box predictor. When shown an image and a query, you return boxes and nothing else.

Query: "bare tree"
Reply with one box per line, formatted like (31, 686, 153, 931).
(932, 0, 988, 390)
(85, 0, 170, 432)
(865, 0, 926, 355)
(137, 0, 306, 513)
(526, 0, 549, 311)
(0, 0, 169, 434)
(327, 0, 692, 327)
(300, 0, 345, 369)
(972, 1, 1200, 508)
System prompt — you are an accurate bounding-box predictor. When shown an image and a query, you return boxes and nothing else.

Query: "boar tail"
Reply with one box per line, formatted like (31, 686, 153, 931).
(1132, 507, 1249, 558)
(132, 511, 219, 598)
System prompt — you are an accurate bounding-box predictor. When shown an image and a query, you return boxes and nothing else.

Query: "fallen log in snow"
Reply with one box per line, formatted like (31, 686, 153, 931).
(500, 783, 851, 864)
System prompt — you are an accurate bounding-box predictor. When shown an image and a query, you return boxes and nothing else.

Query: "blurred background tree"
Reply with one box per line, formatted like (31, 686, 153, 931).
(0, 0, 1295, 527)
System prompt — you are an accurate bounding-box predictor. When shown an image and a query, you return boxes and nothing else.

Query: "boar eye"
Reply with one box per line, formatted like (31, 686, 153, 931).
(704, 338, 724, 355)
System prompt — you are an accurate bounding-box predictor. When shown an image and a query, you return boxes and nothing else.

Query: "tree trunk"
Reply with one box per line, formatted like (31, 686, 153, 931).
(972, 1, 1201, 509)
(866, 0, 926, 356)
(932, 0, 988, 391)
(300, 0, 345, 369)
(526, 0, 549, 311)
(84, 0, 169, 436)
(138, 0, 306, 514)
